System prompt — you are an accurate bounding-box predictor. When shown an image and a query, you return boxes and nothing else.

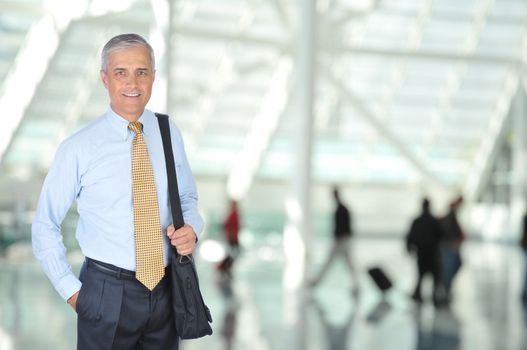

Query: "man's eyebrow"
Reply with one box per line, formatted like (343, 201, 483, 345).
(136, 68, 150, 72)
(113, 67, 126, 72)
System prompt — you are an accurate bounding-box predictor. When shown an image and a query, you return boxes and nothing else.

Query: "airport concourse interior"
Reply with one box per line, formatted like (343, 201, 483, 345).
(1, 0, 527, 349)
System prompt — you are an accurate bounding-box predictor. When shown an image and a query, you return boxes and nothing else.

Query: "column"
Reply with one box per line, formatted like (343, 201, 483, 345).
(283, 0, 316, 349)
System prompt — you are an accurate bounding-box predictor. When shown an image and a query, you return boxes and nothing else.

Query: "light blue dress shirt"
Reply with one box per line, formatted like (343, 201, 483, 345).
(32, 108, 204, 301)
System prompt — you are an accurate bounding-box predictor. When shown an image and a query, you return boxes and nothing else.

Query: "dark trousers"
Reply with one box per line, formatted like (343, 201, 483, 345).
(413, 253, 441, 302)
(77, 259, 178, 350)
(441, 246, 462, 296)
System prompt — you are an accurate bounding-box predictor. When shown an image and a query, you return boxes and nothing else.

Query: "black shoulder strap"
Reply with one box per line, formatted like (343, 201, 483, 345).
(155, 113, 185, 231)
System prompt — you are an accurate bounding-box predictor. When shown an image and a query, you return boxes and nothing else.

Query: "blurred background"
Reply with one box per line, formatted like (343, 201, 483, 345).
(1, 0, 527, 349)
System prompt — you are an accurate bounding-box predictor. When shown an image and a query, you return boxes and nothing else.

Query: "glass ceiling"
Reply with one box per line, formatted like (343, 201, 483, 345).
(0, 0, 526, 208)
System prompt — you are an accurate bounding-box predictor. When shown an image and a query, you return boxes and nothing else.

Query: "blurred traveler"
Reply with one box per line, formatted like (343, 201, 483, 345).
(406, 198, 444, 304)
(32, 33, 203, 349)
(310, 187, 358, 292)
(440, 195, 465, 302)
(217, 199, 241, 278)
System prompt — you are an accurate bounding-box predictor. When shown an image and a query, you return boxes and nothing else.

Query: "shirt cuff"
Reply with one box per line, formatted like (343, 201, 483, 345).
(56, 273, 82, 301)
(189, 219, 203, 241)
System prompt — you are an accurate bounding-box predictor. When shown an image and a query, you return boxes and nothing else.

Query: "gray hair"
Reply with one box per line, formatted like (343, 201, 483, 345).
(100, 33, 155, 72)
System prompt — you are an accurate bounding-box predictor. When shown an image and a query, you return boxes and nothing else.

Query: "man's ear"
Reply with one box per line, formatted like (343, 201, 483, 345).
(100, 70, 108, 89)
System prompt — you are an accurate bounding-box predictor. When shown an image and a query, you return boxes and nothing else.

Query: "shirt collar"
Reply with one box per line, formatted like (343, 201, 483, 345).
(105, 108, 155, 140)
(137, 109, 155, 137)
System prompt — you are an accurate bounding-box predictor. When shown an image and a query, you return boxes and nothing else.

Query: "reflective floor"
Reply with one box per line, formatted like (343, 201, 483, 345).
(1, 236, 526, 350)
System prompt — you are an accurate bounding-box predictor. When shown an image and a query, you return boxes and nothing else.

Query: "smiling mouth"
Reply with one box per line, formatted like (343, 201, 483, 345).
(122, 92, 141, 97)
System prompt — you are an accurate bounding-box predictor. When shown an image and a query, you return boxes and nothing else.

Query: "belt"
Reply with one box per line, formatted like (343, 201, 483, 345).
(86, 258, 137, 280)
(86, 258, 171, 282)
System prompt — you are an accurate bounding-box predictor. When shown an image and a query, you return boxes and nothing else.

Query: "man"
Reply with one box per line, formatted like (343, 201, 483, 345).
(406, 198, 444, 305)
(310, 187, 357, 291)
(32, 33, 203, 349)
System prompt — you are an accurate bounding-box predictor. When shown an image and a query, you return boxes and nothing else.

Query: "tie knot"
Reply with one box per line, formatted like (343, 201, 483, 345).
(128, 122, 143, 135)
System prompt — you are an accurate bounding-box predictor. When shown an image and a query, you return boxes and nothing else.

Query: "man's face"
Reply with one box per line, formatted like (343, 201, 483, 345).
(100, 46, 155, 121)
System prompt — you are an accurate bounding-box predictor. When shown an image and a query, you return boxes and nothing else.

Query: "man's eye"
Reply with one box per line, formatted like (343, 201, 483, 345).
(116, 71, 126, 76)
(137, 71, 147, 76)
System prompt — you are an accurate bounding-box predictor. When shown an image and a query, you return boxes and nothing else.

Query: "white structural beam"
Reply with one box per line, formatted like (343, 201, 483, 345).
(509, 82, 527, 238)
(227, 58, 292, 200)
(170, 24, 522, 65)
(271, 0, 293, 30)
(323, 67, 445, 188)
(166, 0, 175, 118)
(464, 74, 518, 201)
(173, 24, 288, 48)
(0, 0, 43, 15)
(283, 0, 316, 293)
(148, 0, 171, 114)
(0, 1, 95, 166)
(0, 16, 60, 165)
(326, 43, 520, 66)
(86, 0, 135, 17)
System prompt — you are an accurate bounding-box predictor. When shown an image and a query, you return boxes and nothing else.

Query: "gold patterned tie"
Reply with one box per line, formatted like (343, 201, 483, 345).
(129, 121, 165, 291)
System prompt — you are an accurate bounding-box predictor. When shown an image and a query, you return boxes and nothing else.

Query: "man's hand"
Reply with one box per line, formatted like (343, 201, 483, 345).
(167, 224, 197, 256)
(67, 291, 80, 311)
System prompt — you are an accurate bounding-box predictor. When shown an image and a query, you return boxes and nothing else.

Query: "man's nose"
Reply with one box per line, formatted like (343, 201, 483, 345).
(125, 74, 138, 85)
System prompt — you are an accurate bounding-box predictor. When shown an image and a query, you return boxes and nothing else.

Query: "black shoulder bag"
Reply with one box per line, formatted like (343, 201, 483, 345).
(156, 113, 213, 339)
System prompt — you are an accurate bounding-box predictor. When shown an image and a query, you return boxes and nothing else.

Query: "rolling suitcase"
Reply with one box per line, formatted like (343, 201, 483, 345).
(367, 266, 392, 292)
